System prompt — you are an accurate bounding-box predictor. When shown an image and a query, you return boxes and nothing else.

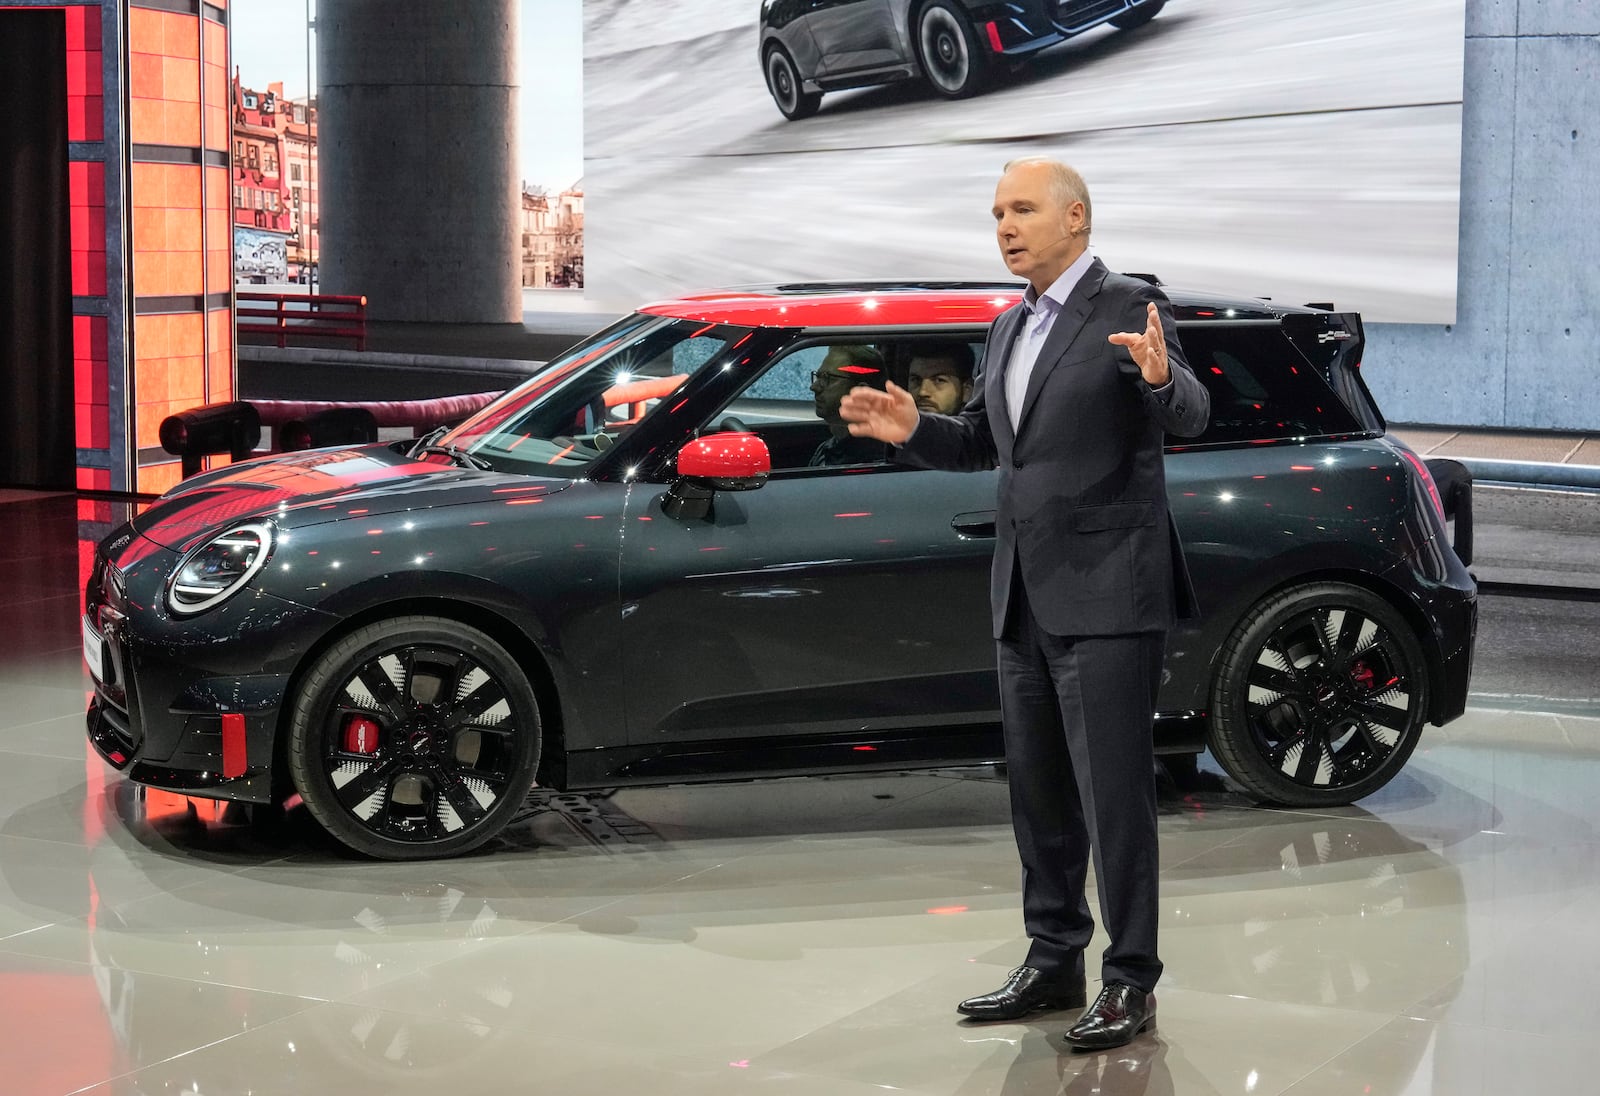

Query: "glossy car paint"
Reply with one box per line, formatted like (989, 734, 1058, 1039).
(84, 284, 1475, 809)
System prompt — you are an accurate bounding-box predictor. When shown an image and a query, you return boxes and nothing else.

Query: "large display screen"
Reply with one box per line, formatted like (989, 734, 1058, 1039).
(584, 0, 1467, 323)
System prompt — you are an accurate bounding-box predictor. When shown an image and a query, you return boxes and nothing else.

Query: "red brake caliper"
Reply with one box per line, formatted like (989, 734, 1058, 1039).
(343, 715, 382, 754)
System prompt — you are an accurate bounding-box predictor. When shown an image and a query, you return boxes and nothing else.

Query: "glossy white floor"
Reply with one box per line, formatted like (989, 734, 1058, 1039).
(3, 493, 1598, 1095)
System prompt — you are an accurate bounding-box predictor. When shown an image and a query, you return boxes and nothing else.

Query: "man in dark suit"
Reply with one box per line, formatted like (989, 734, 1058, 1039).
(840, 158, 1208, 1051)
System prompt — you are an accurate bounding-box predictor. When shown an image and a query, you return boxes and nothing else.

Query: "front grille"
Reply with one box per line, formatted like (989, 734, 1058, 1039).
(1056, 0, 1125, 30)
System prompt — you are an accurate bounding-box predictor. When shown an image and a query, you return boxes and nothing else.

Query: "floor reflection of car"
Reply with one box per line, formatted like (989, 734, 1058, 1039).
(760, 0, 1169, 118)
(83, 281, 1477, 860)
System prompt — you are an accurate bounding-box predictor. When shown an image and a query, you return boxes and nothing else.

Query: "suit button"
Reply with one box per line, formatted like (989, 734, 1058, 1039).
(1012, 460, 1024, 469)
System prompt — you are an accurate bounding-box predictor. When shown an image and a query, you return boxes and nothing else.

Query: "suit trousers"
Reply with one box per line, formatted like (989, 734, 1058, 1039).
(997, 580, 1166, 993)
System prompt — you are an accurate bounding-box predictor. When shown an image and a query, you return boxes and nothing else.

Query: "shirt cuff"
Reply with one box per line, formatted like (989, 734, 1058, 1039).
(1147, 376, 1175, 402)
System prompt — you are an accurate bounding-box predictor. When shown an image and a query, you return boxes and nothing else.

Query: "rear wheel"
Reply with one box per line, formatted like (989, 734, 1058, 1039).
(764, 45, 821, 120)
(1208, 583, 1428, 807)
(1110, 0, 1166, 30)
(287, 616, 543, 859)
(915, 0, 990, 99)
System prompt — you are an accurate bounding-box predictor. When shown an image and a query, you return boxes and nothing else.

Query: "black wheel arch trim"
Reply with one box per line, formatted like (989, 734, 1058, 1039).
(1193, 564, 1466, 731)
(270, 592, 570, 801)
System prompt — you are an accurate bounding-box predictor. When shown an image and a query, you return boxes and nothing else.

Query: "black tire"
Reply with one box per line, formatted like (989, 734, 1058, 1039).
(1110, 0, 1165, 30)
(764, 44, 821, 120)
(1208, 582, 1429, 807)
(915, 0, 990, 99)
(287, 615, 543, 860)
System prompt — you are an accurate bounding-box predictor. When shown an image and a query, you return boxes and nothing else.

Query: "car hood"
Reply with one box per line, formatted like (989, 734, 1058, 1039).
(131, 444, 575, 551)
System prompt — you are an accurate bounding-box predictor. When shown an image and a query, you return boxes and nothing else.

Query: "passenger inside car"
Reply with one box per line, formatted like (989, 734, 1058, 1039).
(904, 341, 977, 415)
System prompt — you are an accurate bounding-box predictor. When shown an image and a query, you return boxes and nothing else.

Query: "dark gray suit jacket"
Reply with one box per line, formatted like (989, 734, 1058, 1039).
(900, 259, 1210, 638)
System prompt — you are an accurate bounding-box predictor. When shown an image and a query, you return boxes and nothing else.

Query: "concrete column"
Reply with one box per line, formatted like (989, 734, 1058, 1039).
(317, 0, 519, 323)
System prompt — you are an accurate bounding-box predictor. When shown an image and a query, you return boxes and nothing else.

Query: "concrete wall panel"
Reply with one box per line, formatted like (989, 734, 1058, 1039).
(1467, 0, 1518, 36)
(1503, 32, 1599, 427)
(1518, 0, 1600, 37)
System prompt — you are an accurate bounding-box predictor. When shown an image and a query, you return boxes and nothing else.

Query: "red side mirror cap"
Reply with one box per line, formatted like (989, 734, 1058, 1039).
(677, 432, 771, 487)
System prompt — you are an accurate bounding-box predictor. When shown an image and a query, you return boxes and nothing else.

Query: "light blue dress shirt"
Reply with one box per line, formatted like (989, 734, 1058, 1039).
(1004, 249, 1098, 433)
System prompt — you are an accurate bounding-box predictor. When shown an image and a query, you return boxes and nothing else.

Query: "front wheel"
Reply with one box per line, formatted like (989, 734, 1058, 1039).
(764, 45, 821, 120)
(287, 616, 543, 859)
(915, 0, 990, 99)
(1110, 0, 1166, 30)
(1208, 582, 1429, 807)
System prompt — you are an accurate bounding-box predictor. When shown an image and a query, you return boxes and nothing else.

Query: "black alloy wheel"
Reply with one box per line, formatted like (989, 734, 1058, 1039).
(1109, 0, 1166, 30)
(287, 616, 543, 859)
(1209, 583, 1428, 807)
(765, 45, 821, 120)
(916, 0, 990, 98)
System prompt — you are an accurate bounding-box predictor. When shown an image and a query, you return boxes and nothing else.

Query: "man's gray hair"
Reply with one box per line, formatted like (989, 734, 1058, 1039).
(1002, 157, 1092, 236)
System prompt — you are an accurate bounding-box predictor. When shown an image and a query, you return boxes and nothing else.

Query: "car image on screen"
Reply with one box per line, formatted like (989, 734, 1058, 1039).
(84, 280, 1476, 860)
(759, 0, 1169, 118)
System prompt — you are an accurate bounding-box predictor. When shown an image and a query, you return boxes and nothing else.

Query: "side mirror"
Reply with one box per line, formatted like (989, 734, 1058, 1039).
(663, 432, 771, 520)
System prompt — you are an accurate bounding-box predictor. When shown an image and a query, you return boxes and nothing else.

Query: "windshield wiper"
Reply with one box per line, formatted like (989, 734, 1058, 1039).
(406, 425, 449, 457)
(412, 443, 494, 471)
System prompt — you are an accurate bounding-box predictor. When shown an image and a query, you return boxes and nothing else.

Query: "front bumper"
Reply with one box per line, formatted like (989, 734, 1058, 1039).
(83, 538, 337, 804)
(979, 0, 1158, 55)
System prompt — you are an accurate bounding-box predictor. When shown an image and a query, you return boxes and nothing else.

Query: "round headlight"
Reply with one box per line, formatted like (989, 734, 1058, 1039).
(168, 522, 274, 615)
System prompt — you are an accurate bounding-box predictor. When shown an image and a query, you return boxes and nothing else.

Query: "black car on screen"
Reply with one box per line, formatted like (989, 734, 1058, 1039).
(759, 0, 1168, 118)
(83, 281, 1477, 860)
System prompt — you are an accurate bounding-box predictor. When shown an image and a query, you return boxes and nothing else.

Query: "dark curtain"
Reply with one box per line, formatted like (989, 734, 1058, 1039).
(0, 10, 75, 489)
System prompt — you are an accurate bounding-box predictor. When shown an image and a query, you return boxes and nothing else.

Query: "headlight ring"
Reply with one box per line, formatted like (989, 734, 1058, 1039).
(167, 522, 275, 615)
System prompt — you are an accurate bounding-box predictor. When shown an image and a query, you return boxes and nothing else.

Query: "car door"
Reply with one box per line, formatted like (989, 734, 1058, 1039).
(618, 337, 999, 749)
(805, 0, 903, 74)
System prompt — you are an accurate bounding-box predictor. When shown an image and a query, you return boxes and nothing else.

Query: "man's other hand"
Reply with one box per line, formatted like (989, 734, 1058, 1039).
(841, 381, 919, 444)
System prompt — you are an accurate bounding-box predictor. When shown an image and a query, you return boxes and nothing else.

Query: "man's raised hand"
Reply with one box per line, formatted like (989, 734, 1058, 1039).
(1108, 301, 1170, 387)
(840, 381, 919, 445)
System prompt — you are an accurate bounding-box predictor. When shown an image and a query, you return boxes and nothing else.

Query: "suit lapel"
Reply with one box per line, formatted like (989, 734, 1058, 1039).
(1015, 259, 1108, 438)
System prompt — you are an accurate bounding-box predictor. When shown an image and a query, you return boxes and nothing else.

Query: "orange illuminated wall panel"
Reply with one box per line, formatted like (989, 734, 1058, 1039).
(127, 0, 234, 495)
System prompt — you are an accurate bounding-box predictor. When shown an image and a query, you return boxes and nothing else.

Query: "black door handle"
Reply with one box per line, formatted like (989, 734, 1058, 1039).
(951, 511, 996, 538)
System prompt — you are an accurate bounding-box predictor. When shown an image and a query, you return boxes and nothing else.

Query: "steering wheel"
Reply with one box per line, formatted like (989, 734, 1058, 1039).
(716, 416, 751, 433)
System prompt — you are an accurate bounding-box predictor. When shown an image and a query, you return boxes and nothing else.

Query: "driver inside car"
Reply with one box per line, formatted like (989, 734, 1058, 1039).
(808, 344, 888, 466)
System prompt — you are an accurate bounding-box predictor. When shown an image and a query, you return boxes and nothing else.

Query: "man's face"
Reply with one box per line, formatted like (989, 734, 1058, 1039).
(908, 355, 973, 414)
(993, 163, 1086, 291)
(810, 347, 880, 424)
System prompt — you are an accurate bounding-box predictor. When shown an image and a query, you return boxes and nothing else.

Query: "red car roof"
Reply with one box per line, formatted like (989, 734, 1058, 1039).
(638, 285, 1022, 328)
(635, 280, 1306, 327)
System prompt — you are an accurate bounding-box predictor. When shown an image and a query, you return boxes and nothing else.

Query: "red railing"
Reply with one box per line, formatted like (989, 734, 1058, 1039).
(237, 290, 368, 349)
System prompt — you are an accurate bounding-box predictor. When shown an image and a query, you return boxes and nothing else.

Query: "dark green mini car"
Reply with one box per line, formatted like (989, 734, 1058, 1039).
(84, 281, 1477, 859)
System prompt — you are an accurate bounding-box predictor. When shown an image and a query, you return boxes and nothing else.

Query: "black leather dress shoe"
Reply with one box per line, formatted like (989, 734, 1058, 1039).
(957, 966, 1087, 1021)
(1063, 982, 1155, 1050)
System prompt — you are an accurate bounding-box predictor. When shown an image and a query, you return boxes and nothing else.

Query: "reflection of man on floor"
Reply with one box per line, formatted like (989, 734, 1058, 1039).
(809, 345, 888, 466)
(908, 343, 977, 415)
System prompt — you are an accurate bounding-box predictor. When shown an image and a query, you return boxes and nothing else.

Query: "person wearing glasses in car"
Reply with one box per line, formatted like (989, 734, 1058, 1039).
(809, 344, 889, 466)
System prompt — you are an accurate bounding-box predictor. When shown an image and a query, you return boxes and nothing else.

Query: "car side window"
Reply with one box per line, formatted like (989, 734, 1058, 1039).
(714, 341, 892, 472)
(1174, 324, 1363, 446)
